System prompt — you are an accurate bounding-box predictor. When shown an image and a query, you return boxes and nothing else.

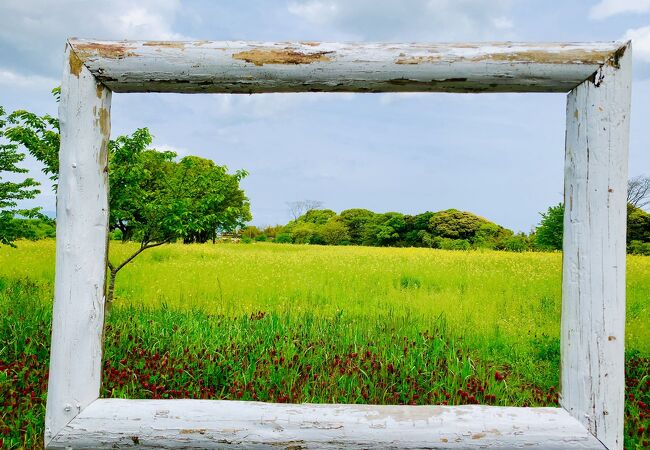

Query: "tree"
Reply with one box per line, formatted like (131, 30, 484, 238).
(362, 212, 406, 246)
(627, 204, 650, 244)
(5, 91, 60, 184)
(535, 203, 564, 250)
(174, 156, 250, 244)
(286, 199, 323, 220)
(0, 106, 41, 246)
(628, 175, 650, 210)
(339, 208, 375, 244)
(5, 100, 250, 302)
(428, 209, 492, 242)
(105, 129, 250, 302)
(321, 218, 351, 245)
(298, 208, 336, 225)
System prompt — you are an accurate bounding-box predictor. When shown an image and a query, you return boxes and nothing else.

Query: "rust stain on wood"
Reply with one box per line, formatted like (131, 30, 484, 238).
(68, 50, 84, 77)
(483, 49, 613, 64)
(607, 44, 628, 68)
(143, 41, 186, 49)
(233, 49, 332, 66)
(74, 42, 136, 60)
(98, 107, 110, 137)
(179, 428, 207, 434)
(395, 55, 442, 65)
(96, 106, 110, 169)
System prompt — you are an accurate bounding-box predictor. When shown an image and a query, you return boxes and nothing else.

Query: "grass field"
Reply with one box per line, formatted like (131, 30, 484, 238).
(1, 240, 649, 448)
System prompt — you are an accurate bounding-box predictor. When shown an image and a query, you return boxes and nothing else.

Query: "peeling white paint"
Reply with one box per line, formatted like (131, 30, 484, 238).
(561, 42, 631, 450)
(44, 42, 111, 447)
(69, 39, 627, 94)
(48, 399, 605, 449)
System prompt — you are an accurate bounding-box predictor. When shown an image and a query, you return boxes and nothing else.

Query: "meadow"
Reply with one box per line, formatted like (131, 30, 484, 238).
(0, 240, 649, 448)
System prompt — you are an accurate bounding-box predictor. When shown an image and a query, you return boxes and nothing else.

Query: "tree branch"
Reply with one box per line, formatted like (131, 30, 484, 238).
(112, 237, 173, 275)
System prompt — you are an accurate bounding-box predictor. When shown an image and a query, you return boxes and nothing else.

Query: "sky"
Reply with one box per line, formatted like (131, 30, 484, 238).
(1, 0, 649, 232)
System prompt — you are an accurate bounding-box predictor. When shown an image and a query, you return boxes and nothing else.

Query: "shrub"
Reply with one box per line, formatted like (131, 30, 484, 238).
(436, 238, 471, 250)
(628, 240, 650, 256)
(321, 219, 351, 245)
(274, 233, 293, 244)
(535, 204, 564, 250)
(241, 236, 253, 244)
(498, 234, 530, 252)
(254, 234, 268, 242)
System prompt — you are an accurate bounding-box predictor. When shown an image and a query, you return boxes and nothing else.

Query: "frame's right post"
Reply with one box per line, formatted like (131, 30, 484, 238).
(561, 43, 632, 450)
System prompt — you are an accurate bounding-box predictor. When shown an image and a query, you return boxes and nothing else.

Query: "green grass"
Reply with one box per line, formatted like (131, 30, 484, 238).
(0, 240, 649, 448)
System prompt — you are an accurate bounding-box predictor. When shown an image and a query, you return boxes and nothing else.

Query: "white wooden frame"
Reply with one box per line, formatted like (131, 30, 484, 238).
(46, 40, 632, 449)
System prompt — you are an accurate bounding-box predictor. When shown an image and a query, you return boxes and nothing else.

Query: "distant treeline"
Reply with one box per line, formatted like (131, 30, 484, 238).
(241, 205, 650, 255)
(7, 205, 650, 255)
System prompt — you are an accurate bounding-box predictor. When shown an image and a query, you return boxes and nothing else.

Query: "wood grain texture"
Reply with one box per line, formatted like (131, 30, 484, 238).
(44, 42, 111, 446)
(68, 39, 626, 94)
(47, 399, 604, 449)
(561, 43, 631, 450)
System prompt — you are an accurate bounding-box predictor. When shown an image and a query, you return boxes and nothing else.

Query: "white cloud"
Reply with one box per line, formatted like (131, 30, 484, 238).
(590, 0, 650, 19)
(493, 16, 514, 29)
(287, 1, 339, 25)
(287, 0, 515, 41)
(0, 69, 58, 88)
(625, 26, 650, 62)
(0, 0, 188, 76)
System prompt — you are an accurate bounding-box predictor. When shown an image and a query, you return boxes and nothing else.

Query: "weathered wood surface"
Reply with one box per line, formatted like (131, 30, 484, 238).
(48, 399, 604, 449)
(44, 42, 111, 446)
(561, 42, 631, 450)
(68, 39, 627, 94)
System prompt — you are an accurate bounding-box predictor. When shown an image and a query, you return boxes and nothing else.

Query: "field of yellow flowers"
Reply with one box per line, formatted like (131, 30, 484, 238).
(1, 240, 648, 448)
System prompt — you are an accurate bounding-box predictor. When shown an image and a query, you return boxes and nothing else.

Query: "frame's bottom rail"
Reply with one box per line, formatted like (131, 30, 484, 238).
(47, 399, 605, 449)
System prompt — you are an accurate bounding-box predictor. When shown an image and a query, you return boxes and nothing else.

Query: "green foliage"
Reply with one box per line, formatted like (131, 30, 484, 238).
(535, 203, 650, 253)
(435, 237, 471, 250)
(5, 100, 60, 184)
(498, 234, 531, 252)
(362, 212, 406, 246)
(288, 222, 320, 244)
(629, 240, 650, 256)
(254, 234, 268, 242)
(174, 156, 251, 244)
(320, 218, 351, 245)
(3, 218, 55, 241)
(241, 225, 260, 239)
(0, 106, 41, 247)
(278, 207, 525, 252)
(429, 209, 492, 242)
(298, 209, 337, 225)
(534, 204, 564, 251)
(274, 232, 293, 244)
(627, 204, 650, 245)
(339, 208, 376, 244)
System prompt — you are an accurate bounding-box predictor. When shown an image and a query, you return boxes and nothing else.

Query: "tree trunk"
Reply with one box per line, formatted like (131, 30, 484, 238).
(107, 269, 117, 304)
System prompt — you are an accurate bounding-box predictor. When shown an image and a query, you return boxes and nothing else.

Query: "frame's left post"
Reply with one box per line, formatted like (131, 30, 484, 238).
(44, 41, 111, 447)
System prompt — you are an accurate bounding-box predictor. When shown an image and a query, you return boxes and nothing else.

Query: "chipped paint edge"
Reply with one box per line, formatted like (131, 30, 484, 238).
(66, 39, 630, 94)
(47, 399, 605, 449)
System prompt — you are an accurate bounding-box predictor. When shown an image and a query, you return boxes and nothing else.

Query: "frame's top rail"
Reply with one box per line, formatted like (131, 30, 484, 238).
(68, 39, 628, 94)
